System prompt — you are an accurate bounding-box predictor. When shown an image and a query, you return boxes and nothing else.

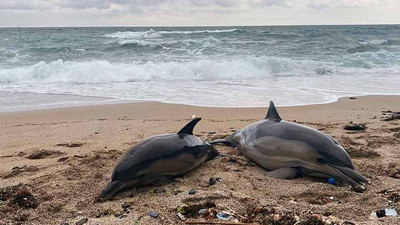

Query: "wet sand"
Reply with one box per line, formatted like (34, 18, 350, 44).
(0, 95, 399, 224)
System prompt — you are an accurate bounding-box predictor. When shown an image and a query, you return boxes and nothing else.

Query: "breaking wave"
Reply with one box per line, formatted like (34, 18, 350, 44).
(1, 57, 400, 85)
(104, 29, 240, 39)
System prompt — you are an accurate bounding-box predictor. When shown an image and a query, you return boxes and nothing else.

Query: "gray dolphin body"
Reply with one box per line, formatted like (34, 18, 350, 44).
(212, 102, 367, 186)
(100, 118, 218, 198)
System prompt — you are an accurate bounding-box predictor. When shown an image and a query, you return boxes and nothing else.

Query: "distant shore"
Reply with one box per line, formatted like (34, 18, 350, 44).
(0, 95, 399, 224)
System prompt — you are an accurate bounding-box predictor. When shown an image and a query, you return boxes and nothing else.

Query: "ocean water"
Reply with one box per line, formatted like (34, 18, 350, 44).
(1, 25, 400, 111)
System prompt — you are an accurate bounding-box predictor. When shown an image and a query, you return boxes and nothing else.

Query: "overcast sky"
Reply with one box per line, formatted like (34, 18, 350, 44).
(1, 0, 399, 27)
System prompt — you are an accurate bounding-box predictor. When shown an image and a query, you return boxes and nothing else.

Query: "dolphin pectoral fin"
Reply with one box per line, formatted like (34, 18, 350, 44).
(210, 139, 230, 145)
(265, 167, 300, 179)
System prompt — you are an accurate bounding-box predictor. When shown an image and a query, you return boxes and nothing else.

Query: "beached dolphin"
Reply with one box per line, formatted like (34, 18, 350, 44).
(211, 101, 367, 186)
(100, 118, 218, 198)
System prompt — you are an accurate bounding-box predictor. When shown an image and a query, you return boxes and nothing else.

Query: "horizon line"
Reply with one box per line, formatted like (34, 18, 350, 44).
(1, 23, 399, 28)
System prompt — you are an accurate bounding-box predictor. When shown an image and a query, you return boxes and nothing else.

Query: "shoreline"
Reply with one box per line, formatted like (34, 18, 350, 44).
(0, 95, 399, 224)
(1, 91, 400, 113)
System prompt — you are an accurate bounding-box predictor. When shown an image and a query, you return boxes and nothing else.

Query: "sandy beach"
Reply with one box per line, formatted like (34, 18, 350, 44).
(0, 95, 399, 225)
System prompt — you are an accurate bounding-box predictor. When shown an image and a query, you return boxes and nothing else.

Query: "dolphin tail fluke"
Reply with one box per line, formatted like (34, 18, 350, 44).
(99, 180, 128, 199)
(210, 139, 230, 145)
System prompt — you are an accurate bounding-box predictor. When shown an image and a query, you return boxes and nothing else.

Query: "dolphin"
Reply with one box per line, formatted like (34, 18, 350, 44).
(211, 101, 367, 186)
(100, 118, 218, 198)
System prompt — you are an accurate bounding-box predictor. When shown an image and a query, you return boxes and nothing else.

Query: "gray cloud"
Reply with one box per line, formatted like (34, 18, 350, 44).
(0, 0, 393, 11)
(0, 0, 54, 10)
(0, 0, 399, 26)
(59, 0, 110, 9)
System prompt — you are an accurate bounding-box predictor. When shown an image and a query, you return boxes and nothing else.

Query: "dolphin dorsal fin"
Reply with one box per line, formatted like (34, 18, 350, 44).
(265, 101, 282, 122)
(177, 118, 201, 135)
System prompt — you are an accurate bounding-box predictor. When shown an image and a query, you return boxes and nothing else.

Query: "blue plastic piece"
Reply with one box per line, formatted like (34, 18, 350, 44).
(328, 178, 335, 185)
(217, 212, 232, 220)
(148, 211, 158, 218)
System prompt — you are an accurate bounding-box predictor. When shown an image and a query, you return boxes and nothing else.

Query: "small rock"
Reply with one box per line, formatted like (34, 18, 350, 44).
(57, 142, 84, 148)
(57, 156, 69, 162)
(60, 222, 69, 225)
(153, 188, 166, 194)
(198, 209, 208, 215)
(191, 115, 197, 120)
(328, 215, 339, 223)
(351, 185, 366, 193)
(118, 214, 127, 219)
(376, 209, 385, 218)
(208, 131, 216, 134)
(215, 177, 223, 182)
(344, 124, 366, 131)
(173, 190, 183, 195)
(121, 202, 130, 209)
(75, 218, 88, 225)
(209, 178, 216, 186)
(188, 189, 196, 195)
(148, 211, 158, 218)
(349, 97, 357, 99)
(369, 211, 378, 219)
(174, 178, 183, 183)
(27, 149, 63, 160)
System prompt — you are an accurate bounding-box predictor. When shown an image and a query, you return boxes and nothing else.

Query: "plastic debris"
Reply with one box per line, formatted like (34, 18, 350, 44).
(328, 178, 335, 185)
(208, 131, 216, 134)
(375, 208, 398, 218)
(191, 115, 197, 120)
(217, 212, 232, 220)
(177, 212, 186, 221)
(188, 189, 196, 195)
(177, 206, 185, 214)
(384, 208, 398, 217)
(148, 211, 158, 218)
